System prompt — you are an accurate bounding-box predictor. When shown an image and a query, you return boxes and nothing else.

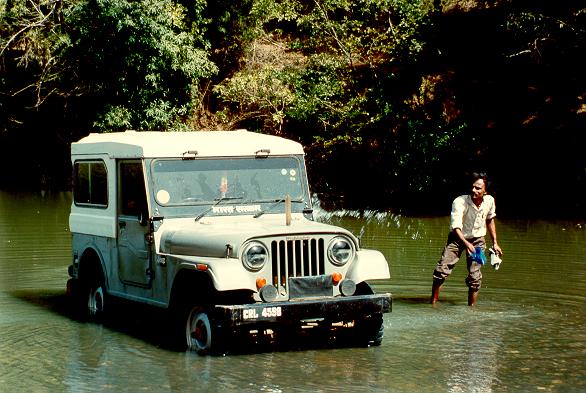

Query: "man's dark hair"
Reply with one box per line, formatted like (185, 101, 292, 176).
(471, 172, 487, 183)
(471, 172, 493, 195)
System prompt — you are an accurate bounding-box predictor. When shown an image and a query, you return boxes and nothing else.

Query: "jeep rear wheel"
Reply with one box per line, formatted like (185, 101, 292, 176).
(185, 307, 226, 355)
(74, 271, 106, 321)
(87, 281, 106, 319)
(67, 276, 107, 321)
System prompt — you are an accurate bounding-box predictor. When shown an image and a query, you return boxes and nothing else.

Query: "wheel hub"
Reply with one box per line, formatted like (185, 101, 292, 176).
(192, 321, 207, 343)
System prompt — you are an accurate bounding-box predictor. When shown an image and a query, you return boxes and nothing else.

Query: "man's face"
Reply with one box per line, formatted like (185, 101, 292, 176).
(471, 179, 486, 200)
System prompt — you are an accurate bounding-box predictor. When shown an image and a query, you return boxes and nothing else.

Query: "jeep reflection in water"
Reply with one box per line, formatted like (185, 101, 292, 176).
(67, 130, 391, 355)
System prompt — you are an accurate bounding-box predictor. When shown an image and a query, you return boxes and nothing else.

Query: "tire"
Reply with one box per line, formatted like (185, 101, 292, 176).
(354, 313, 384, 347)
(184, 307, 226, 355)
(353, 282, 384, 346)
(86, 280, 106, 320)
(67, 277, 106, 321)
(72, 273, 106, 322)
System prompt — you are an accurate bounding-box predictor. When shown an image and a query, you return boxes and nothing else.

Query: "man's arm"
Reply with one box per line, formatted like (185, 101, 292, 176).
(454, 227, 476, 255)
(451, 197, 476, 254)
(486, 218, 503, 256)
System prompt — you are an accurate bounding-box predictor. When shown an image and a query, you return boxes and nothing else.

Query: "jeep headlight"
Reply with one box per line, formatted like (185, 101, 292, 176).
(242, 242, 269, 271)
(328, 237, 354, 266)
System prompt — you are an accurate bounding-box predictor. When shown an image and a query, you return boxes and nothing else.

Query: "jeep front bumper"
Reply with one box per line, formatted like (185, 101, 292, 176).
(214, 293, 391, 328)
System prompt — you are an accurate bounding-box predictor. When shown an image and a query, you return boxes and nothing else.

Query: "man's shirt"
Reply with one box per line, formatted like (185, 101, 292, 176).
(450, 194, 496, 238)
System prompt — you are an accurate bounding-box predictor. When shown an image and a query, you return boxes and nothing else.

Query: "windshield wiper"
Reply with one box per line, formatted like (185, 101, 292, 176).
(194, 196, 244, 222)
(253, 198, 303, 218)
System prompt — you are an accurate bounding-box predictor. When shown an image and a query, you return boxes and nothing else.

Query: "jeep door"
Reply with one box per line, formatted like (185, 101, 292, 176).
(117, 160, 152, 287)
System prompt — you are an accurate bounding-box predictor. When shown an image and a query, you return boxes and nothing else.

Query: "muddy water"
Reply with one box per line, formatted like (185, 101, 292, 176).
(1, 191, 585, 392)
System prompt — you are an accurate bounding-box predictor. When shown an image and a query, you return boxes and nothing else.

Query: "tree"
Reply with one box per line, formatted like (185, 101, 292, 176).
(1, 0, 218, 132)
(0, 0, 73, 130)
(67, 0, 218, 130)
(214, 0, 467, 209)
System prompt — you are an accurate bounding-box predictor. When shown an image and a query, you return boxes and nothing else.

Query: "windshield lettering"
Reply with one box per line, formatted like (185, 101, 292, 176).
(213, 205, 235, 214)
(236, 205, 261, 213)
(210, 205, 262, 214)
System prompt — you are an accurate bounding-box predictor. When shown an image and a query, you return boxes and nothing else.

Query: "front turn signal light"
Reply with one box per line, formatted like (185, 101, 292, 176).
(256, 277, 267, 289)
(332, 272, 343, 285)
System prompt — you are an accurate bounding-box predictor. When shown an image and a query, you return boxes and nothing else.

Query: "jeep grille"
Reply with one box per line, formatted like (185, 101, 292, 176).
(270, 238, 326, 287)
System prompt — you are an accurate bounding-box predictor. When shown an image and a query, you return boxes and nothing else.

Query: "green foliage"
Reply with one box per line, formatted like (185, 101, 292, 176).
(213, 0, 454, 201)
(285, 54, 369, 147)
(67, 0, 217, 131)
(213, 66, 295, 131)
(235, 0, 479, 206)
(93, 105, 133, 131)
(192, 0, 255, 78)
(0, 0, 74, 109)
(251, 0, 300, 22)
(504, 7, 586, 65)
(2, 0, 584, 214)
(296, 0, 432, 67)
(0, 0, 217, 131)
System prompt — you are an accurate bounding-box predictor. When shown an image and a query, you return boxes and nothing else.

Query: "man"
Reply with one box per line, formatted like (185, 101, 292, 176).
(430, 173, 503, 306)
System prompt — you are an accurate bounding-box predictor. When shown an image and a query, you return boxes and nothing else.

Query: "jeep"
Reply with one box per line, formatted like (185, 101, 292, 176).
(67, 130, 391, 354)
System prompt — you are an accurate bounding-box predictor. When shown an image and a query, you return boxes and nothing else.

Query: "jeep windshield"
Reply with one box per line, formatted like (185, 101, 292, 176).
(150, 156, 308, 213)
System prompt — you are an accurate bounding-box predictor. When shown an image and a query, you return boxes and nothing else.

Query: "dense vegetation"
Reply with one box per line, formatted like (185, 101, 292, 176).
(1, 0, 585, 217)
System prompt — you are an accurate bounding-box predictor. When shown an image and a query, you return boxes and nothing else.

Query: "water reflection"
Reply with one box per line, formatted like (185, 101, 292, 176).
(1, 191, 585, 391)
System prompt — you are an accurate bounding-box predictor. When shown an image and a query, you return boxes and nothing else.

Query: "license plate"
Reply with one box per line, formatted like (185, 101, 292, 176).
(242, 306, 282, 320)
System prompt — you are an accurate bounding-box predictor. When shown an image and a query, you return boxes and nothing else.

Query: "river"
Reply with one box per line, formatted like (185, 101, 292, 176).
(1, 191, 585, 392)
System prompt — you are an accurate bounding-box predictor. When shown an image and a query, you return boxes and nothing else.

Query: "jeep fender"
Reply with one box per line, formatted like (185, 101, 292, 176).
(174, 256, 257, 292)
(77, 246, 108, 287)
(345, 249, 390, 284)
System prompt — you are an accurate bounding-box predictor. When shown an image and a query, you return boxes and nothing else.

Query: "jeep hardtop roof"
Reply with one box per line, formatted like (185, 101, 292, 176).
(71, 130, 305, 158)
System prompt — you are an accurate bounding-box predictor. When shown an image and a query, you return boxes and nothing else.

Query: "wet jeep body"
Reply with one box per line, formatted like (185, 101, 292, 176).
(67, 130, 391, 354)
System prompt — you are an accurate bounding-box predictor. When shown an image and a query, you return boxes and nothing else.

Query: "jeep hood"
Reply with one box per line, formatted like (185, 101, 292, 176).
(157, 215, 356, 258)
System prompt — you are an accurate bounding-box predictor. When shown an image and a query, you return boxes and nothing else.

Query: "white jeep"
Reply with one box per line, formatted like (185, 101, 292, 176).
(67, 130, 391, 354)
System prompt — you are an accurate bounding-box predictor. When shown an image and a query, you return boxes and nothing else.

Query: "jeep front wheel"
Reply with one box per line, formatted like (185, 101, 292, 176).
(185, 307, 225, 355)
(354, 313, 384, 347)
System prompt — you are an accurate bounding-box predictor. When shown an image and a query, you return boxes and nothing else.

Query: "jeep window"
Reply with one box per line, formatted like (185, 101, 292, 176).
(119, 161, 147, 217)
(73, 160, 108, 207)
(151, 157, 306, 207)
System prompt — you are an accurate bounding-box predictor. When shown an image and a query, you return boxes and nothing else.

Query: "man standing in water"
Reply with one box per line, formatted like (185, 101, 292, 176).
(430, 173, 503, 306)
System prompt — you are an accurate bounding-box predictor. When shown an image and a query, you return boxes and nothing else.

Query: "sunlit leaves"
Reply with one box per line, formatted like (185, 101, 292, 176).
(69, 0, 217, 130)
(296, 0, 432, 67)
(0, 0, 217, 131)
(214, 66, 295, 131)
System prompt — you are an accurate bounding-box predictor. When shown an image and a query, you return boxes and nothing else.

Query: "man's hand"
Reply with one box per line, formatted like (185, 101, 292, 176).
(464, 240, 476, 255)
(455, 228, 476, 254)
(492, 243, 503, 256)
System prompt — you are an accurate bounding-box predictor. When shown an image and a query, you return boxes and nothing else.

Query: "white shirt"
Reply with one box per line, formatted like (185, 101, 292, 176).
(450, 194, 496, 238)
